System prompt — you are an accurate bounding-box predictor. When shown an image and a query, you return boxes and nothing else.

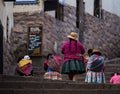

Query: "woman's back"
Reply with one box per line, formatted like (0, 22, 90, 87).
(62, 40, 85, 55)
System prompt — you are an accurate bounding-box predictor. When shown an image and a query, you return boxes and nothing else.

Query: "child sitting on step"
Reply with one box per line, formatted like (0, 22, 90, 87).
(110, 72, 120, 84)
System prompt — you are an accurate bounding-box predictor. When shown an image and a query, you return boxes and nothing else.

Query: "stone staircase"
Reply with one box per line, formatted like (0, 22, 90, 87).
(32, 57, 120, 83)
(0, 58, 120, 94)
(0, 75, 120, 94)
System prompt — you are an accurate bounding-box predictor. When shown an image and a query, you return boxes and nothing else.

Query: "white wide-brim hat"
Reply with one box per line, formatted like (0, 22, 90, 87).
(24, 55, 30, 60)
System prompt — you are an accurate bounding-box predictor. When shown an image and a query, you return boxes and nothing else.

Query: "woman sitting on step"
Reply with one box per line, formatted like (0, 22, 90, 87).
(85, 49, 106, 83)
(43, 53, 62, 80)
(17, 55, 33, 76)
(110, 72, 120, 84)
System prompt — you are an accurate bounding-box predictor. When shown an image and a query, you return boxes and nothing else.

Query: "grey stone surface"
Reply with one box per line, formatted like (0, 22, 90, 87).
(3, 5, 120, 75)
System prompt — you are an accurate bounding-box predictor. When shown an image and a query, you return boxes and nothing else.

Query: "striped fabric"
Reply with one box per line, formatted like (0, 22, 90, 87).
(61, 60, 85, 74)
(85, 71, 106, 83)
(44, 72, 62, 80)
(87, 54, 104, 72)
(17, 63, 33, 76)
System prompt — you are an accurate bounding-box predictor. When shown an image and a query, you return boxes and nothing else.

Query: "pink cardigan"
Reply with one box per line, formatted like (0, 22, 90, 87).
(110, 74, 120, 84)
(61, 40, 85, 62)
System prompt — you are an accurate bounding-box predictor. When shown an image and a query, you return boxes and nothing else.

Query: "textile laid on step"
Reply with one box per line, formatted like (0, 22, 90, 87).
(44, 71, 62, 80)
(43, 55, 62, 80)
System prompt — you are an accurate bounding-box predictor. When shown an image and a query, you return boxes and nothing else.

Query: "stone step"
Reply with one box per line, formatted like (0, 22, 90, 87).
(105, 58, 120, 64)
(106, 64, 120, 67)
(0, 74, 111, 84)
(31, 58, 120, 68)
(1, 75, 120, 94)
(31, 58, 120, 66)
(62, 74, 111, 83)
(1, 81, 120, 89)
(33, 71, 114, 77)
(0, 75, 75, 82)
(105, 67, 120, 72)
(33, 65, 120, 72)
(33, 71, 120, 78)
(0, 75, 42, 82)
(35, 71, 111, 78)
(32, 71, 113, 83)
(32, 58, 120, 72)
(0, 89, 120, 94)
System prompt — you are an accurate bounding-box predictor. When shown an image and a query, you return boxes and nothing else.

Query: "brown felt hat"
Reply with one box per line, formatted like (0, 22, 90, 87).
(67, 32, 78, 40)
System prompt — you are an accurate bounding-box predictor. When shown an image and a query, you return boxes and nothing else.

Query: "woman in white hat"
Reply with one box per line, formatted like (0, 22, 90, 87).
(61, 32, 86, 81)
(17, 55, 33, 76)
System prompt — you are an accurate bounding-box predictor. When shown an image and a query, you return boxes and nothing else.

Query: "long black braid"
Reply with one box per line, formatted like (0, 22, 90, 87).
(69, 39, 77, 54)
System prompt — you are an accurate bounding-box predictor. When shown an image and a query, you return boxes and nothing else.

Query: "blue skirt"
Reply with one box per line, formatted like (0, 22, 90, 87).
(61, 60, 86, 74)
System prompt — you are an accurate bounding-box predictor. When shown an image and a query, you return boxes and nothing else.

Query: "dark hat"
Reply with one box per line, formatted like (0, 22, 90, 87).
(91, 49, 102, 55)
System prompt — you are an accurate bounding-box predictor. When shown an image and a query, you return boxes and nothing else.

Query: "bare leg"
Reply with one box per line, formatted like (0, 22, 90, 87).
(73, 74, 78, 81)
(69, 73, 78, 81)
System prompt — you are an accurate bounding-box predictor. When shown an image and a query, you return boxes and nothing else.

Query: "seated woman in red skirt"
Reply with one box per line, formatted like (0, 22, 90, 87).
(44, 53, 62, 80)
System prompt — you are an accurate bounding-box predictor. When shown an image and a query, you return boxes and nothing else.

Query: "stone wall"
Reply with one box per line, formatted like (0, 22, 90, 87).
(84, 10, 120, 59)
(3, 31, 15, 75)
(1, 1, 15, 75)
(13, 5, 79, 61)
(12, 5, 120, 64)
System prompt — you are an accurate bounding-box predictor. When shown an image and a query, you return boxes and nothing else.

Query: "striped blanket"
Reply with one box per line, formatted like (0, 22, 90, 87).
(87, 54, 104, 72)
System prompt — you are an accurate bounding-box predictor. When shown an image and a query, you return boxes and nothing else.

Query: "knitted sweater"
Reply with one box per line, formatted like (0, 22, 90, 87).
(110, 75, 120, 84)
(61, 40, 85, 62)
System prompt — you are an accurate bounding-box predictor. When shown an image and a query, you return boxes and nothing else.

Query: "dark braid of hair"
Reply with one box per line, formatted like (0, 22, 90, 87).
(69, 39, 71, 51)
(75, 40, 77, 53)
(47, 53, 53, 60)
(69, 39, 77, 54)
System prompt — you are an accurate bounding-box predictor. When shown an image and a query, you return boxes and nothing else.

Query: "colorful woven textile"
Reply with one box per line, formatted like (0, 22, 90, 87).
(48, 57, 60, 72)
(85, 71, 106, 83)
(17, 63, 33, 76)
(19, 59, 32, 67)
(44, 72, 62, 80)
(45, 55, 62, 72)
(87, 54, 104, 72)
